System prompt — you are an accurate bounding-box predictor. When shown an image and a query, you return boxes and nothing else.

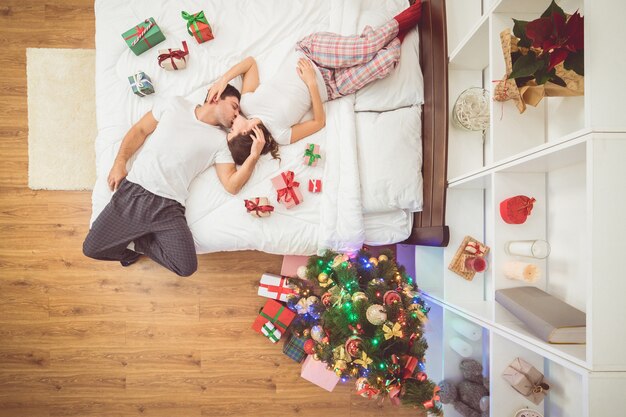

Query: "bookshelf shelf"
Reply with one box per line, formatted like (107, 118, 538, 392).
(413, 0, 626, 415)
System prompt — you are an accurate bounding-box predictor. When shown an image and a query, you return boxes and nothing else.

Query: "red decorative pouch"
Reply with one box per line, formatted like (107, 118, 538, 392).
(500, 195, 536, 224)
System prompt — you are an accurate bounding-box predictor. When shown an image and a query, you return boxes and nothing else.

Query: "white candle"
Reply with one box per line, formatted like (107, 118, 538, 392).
(452, 319, 482, 341)
(450, 337, 473, 358)
(503, 261, 540, 282)
(505, 240, 551, 259)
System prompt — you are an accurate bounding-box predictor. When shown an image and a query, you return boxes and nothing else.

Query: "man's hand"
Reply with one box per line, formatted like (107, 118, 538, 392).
(107, 160, 128, 191)
(296, 58, 317, 88)
(249, 125, 266, 159)
(206, 77, 228, 104)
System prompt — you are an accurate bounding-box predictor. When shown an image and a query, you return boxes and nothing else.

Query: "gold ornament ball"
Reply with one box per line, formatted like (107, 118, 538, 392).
(369, 257, 378, 266)
(351, 291, 368, 303)
(303, 329, 310, 337)
(318, 272, 329, 283)
(378, 254, 388, 262)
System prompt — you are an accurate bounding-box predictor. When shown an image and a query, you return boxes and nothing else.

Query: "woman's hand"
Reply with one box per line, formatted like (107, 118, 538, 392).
(249, 125, 266, 159)
(107, 160, 127, 191)
(297, 58, 317, 88)
(206, 77, 228, 103)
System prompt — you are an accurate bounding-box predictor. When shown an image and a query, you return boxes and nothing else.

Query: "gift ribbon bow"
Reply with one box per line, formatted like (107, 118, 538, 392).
(158, 41, 189, 70)
(181, 10, 210, 40)
(517, 197, 536, 215)
(357, 384, 379, 399)
(259, 276, 295, 298)
(465, 241, 486, 256)
(125, 20, 155, 48)
(422, 385, 441, 410)
(304, 144, 321, 166)
(259, 305, 289, 331)
(131, 72, 152, 97)
(276, 171, 300, 204)
(383, 322, 403, 340)
(261, 321, 281, 343)
(245, 198, 274, 216)
(353, 351, 372, 369)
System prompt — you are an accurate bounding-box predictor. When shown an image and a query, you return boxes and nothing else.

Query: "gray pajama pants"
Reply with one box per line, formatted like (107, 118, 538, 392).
(83, 179, 198, 277)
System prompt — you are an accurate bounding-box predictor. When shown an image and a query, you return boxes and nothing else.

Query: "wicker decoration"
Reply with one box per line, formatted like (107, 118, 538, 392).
(452, 87, 490, 131)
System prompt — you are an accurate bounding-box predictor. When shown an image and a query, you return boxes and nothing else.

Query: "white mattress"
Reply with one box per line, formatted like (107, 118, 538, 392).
(93, 0, 420, 255)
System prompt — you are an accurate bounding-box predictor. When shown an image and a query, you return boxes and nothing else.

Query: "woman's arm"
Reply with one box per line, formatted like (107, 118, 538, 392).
(215, 125, 266, 195)
(206, 56, 259, 102)
(290, 58, 326, 144)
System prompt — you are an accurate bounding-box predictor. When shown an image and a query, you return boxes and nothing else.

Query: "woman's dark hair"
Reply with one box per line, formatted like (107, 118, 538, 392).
(228, 123, 280, 165)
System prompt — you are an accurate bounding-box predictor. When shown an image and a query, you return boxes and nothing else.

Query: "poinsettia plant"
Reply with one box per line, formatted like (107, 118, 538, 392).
(508, 0, 584, 87)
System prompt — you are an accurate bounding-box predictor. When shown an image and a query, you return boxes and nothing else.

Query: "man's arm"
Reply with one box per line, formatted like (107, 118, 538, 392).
(215, 125, 266, 195)
(108, 111, 158, 191)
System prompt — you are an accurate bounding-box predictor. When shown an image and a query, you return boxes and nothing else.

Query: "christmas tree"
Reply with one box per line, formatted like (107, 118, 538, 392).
(286, 249, 442, 415)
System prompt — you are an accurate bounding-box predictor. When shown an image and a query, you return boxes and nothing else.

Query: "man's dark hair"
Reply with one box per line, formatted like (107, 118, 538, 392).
(228, 123, 280, 165)
(205, 83, 241, 103)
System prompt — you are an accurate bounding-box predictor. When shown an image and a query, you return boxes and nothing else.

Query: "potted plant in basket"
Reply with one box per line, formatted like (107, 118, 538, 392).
(494, 0, 584, 113)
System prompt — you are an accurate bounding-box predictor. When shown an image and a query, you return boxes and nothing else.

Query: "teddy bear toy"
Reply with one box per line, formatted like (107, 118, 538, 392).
(438, 359, 490, 417)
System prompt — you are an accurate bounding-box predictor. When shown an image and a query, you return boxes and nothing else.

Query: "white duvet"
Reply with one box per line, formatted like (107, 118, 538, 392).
(93, 0, 420, 255)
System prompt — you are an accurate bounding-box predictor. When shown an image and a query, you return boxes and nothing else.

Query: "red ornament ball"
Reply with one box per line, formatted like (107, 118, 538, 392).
(303, 339, 316, 355)
(383, 290, 402, 305)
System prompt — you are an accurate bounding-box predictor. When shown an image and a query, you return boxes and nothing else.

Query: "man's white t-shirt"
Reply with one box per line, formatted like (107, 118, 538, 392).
(126, 97, 234, 206)
(240, 50, 328, 145)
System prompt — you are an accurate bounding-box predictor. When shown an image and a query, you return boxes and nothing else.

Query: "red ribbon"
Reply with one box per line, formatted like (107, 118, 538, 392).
(422, 385, 441, 409)
(124, 20, 154, 48)
(259, 276, 296, 298)
(357, 385, 379, 399)
(276, 171, 300, 204)
(158, 41, 189, 70)
(245, 198, 274, 216)
(518, 197, 536, 215)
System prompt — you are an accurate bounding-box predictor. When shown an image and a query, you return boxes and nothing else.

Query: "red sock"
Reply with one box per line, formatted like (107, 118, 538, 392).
(394, 0, 422, 39)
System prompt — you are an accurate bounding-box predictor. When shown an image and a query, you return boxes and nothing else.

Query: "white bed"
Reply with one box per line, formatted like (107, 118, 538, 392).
(93, 0, 424, 255)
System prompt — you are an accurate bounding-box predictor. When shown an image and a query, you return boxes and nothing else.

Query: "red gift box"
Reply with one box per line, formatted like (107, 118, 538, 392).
(181, 10, 214, 44)
(308, 179, 322, 193)
(500, 195, 536, 224)
(251, 299, 295, 334)
(271, 171, 303, 209)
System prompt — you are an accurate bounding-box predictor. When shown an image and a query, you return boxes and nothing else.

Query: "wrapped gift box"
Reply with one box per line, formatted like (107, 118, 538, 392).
(308, 179, 322, 193)
(122, 17, 166, 56)
(303, 143, 321, 166)
(261, 321, 281, 343)
(128, 71, 154, 96)
(300, 355, 339, 392)
(500, 195, 536, 224)
(158, 41, 189, 71)
(181, 10, 214, 44)
(502, 357, 550, 405)
(258, 273, 296, 302)
(283, 335, 308, 363)
(271, 171, 303, 209)
(281, 255, 309, 277)
(251, 299, 295, 334)
(244, 197, 274, 218)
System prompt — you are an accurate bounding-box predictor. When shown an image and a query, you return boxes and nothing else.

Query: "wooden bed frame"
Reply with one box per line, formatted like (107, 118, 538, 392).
(402, 0, 450, 247)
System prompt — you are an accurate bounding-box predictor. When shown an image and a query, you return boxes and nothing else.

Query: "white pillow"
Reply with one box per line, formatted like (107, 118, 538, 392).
(357, 106, 423, 213)
(355, 27, 424, 111)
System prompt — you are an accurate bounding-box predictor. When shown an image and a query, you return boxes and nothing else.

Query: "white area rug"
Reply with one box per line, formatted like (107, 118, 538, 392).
(27, 48, 96, 190)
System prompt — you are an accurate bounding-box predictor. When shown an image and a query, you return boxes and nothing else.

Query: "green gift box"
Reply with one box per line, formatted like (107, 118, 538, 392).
(122, 17, 166, 56)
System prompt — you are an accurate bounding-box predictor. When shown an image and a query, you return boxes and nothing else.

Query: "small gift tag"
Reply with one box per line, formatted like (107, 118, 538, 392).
(308, 179, 322, 193)
(158, 41, 189, 70)
(244, 197, 274, 217)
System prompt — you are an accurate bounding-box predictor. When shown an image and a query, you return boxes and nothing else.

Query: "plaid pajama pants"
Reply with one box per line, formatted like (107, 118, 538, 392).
(297, 19, 401, 100)
(83, 179, 198, 277)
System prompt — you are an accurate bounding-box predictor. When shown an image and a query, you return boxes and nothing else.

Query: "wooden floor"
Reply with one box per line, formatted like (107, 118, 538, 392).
(0, 2, 423, 416)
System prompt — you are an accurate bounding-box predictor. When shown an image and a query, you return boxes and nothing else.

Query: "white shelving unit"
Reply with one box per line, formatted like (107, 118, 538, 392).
(407, 0, 626, 415)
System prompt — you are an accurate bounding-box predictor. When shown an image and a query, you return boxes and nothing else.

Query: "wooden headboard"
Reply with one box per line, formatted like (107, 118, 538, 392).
(402, 0, 450, 247)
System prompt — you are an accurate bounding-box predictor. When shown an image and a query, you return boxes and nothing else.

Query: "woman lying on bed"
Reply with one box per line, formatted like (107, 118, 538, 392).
(206, 0, 422, 164)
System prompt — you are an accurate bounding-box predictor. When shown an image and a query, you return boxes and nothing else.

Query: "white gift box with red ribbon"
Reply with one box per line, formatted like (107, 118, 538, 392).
(258, 273, 297, 302)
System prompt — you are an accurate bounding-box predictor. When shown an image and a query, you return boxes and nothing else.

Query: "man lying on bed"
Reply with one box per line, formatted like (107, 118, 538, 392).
(82, 85, 266, 276)
(208, 0, 422, 164)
